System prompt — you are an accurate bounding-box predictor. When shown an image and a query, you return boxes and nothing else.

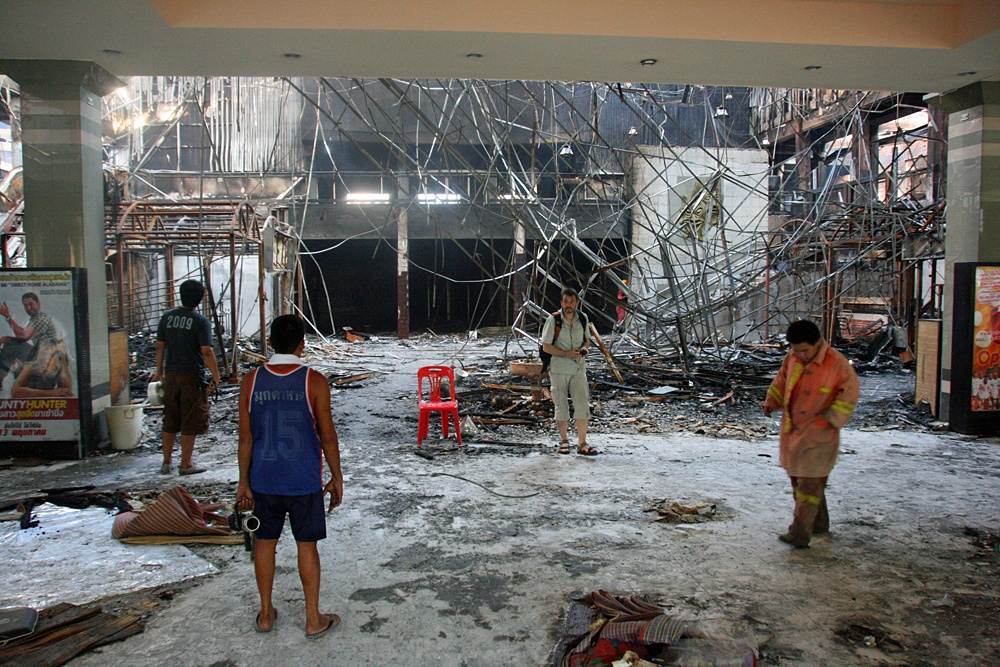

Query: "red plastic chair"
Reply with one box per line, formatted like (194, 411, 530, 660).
(417, 365, 462, 446)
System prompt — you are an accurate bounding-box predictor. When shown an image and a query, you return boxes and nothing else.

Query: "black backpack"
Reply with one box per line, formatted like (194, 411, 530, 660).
(539, 310, 588, 374)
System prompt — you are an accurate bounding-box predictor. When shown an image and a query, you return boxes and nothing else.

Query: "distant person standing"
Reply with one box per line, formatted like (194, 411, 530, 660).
(541, 287, 597, 455)
(151, 279, 220, 475)
(237, 314, 343, 638)
(616, 279, 628, 326)
(763, 320, 859, 549)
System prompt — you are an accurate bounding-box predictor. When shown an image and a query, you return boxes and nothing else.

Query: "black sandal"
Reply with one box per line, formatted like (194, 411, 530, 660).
(577, 443, 599, 456)
(558, 440, 571, 455)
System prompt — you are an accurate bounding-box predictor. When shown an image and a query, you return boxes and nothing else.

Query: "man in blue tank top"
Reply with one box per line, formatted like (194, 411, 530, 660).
(236, 314, 343, 638)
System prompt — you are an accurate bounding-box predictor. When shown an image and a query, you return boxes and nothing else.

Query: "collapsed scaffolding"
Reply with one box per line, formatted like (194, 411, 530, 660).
(272, 79, 943, 367)
(106, 200, 295, 380)
(7, 76, 946, 381)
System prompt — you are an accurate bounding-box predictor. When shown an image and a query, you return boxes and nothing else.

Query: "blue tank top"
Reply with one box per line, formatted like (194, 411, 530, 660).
(248, 365, 323, 495)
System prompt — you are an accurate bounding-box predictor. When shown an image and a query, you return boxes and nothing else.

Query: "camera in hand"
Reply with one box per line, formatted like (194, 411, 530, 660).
(228, 506, 260, 552)
(228, 509, 260, 534)
(579, 347, 589, 356)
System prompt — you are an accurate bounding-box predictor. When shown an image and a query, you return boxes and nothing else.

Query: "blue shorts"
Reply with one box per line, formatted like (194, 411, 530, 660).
(251, 490, 327, 542)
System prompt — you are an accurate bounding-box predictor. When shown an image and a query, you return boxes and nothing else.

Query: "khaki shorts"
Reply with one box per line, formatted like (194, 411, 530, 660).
(162, 373, 209, 436)
(550, 372, 590, 422)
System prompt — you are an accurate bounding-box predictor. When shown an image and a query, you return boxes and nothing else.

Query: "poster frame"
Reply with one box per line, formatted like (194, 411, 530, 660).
(949, 262, 1000, 435)
(0, 267, 91, 459)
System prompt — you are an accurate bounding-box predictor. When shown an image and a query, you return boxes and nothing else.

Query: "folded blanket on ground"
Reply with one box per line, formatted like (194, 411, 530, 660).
(112, 486, 230, 539)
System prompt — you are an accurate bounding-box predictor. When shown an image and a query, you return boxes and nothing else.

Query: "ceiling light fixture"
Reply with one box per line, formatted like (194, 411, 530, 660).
(283, 53, 302, 59)
(714, 106, 729, 119)
(559, 144, 574, 156)
(627, 126, 638, 136)
(957, 70, 977, 77)
(639, 59, 657, 66)
(804, 65, 822, 71)
(466, 53, 483, 59)
(102, 49, 122, 56)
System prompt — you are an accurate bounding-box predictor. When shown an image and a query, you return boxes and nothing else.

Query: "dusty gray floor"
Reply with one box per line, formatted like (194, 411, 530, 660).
(2, 337, 999, 667)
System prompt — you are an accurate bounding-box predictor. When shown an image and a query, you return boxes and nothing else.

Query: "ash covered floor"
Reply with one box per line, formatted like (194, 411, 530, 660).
(1, 336, 998, 667)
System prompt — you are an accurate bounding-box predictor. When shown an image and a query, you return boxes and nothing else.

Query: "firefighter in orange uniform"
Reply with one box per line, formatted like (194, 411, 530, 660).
(763, 320, 860, 549)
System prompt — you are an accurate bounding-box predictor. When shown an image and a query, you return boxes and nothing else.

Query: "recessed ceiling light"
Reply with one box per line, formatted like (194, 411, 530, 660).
(467, 53, 483, 59)
(283, 53, 302, 59)
(804, 65, 822, 71)
(640, 59, 657, 66)
(102, 49, 122, 56)
(957, 71, 977, 77)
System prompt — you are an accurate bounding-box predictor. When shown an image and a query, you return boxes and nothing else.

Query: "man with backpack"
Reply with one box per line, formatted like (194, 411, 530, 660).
(540, 287, 598, 455)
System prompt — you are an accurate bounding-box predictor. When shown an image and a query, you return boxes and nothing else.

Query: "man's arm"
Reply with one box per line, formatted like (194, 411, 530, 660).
(151, 341, 166, 383)
(236, 370, 256, 510)
(822, 356, 860, 429)
(541, 342, 582, 359)
(309, 369, 342, 512)
(4, 315, 35, 341)
(763, 353, 791, 416)
(201, 345, 221, 391)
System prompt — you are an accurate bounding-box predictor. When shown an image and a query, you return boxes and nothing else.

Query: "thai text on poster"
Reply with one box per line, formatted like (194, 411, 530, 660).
(0, 270, 80, 441)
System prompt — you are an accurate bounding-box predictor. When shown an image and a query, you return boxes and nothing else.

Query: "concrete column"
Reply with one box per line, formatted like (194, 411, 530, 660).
(928, 82, 1000, 420)
(396, 207, 410, 339)
(0, 60, 123, 450)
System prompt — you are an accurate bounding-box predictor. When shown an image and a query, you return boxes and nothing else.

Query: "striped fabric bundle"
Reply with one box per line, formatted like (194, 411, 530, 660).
(112, 486, 231, 539)
(562, 591, 685, 666)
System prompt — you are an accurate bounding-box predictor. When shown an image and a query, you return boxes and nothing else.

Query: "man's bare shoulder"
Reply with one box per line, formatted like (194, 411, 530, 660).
(305, 367, 329, 388)
(239, 368, 259, 387)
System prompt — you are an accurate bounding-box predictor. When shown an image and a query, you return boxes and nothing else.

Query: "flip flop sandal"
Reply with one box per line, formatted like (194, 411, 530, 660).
(558, 440, 571, 455)
(255, 608, 277, 633)
(306, 613, 341, 639)
(577, 443, 599, 456)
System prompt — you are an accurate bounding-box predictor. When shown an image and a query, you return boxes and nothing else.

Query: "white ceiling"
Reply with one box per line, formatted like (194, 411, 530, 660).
(1, 0, 998, 93)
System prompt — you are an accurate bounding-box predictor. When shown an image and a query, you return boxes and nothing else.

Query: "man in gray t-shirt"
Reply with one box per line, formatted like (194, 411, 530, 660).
(0, 292, 60, 390)
(151, 280, 220, 476)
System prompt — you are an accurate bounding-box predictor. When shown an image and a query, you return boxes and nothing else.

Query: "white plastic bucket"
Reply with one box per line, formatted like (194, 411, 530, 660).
(105, 405, 144, 451)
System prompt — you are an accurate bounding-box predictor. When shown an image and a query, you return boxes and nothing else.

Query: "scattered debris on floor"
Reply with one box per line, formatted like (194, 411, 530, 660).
(964, 526, 1000, 557)
(834, 618, 905, 653)
(645, 500, 720, 524)
(0, 602, 143, 667)
(551, 590, 758, 667)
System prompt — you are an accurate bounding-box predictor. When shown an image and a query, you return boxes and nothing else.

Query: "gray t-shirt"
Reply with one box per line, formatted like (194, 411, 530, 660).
(156, 307, 212, 375)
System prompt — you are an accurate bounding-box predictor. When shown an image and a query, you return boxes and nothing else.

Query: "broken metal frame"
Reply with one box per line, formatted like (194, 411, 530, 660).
(106, 200, 274, 380)
(92, 77, 947, 379)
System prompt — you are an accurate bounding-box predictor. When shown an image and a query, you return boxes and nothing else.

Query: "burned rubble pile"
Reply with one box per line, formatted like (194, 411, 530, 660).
(125, 328, 932, 449)
(448, 333, 785, 442)
(472, 333, 926, 442)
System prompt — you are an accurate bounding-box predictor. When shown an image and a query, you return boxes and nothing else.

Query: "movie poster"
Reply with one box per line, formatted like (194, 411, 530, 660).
(0, 270, 80, 441)
(971, 266, 1000, 412)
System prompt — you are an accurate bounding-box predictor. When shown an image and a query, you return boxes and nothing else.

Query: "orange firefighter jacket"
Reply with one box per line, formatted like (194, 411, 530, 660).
(763, 340, 860, 477)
